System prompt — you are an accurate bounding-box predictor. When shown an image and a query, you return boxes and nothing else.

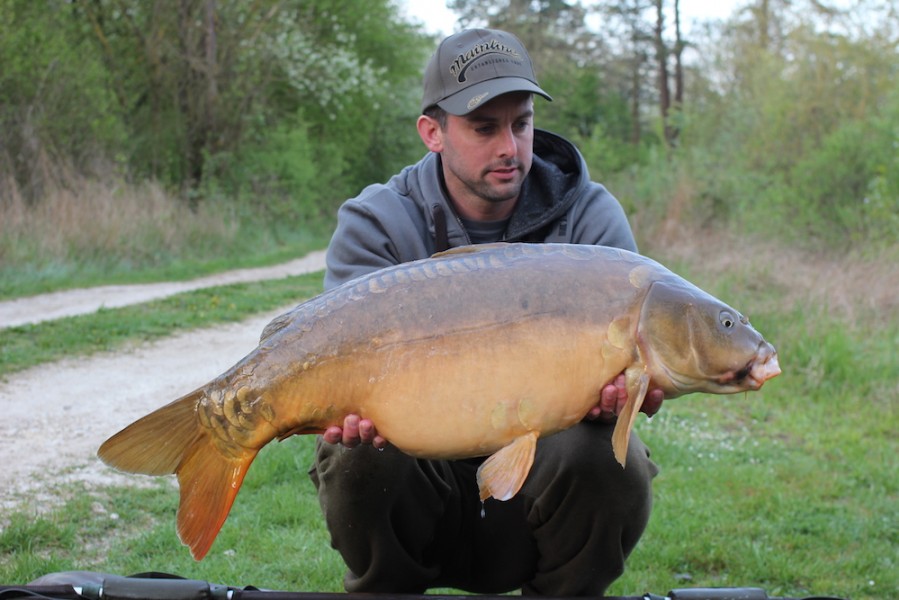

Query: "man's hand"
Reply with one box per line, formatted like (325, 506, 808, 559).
(584, 373, 664, 423)
(322, 414, 388, 449)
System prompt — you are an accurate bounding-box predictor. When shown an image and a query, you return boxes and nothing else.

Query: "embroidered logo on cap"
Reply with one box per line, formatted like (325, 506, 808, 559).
(448, 39, 523, 84)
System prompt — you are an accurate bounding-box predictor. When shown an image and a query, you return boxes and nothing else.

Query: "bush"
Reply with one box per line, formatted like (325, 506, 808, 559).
(0, 2, 125, 202)
(212, 120, 348, 224)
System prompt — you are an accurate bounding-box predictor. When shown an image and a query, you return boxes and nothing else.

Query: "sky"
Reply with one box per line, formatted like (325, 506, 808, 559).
(400, 0, 745, 37)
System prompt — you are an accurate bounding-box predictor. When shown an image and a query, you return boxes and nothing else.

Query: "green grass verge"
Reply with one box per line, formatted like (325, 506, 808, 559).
(610, 297, 898, 599)
(1, 263, 896, 599)
(0, 437, 344, 591)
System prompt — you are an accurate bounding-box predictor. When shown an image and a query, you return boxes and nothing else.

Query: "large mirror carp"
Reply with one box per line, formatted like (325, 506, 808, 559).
(98, 243, 780, 560)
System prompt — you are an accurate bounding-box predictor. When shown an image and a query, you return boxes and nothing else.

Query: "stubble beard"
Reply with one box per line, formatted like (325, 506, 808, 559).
(471, 160, 525, 204)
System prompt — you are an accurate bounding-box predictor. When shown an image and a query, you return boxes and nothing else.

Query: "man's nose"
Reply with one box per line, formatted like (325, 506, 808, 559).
(496, 127, 517, 157)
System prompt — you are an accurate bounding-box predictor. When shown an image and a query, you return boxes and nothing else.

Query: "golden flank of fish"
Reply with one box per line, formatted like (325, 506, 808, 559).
(98, 243, 781, 560)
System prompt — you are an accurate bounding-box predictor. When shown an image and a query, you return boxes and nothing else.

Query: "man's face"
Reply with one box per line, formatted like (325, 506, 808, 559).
(426, 92, 535, 218)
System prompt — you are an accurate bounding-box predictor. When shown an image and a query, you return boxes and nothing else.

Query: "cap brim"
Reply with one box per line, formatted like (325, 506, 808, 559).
(436, 77, 553, 116)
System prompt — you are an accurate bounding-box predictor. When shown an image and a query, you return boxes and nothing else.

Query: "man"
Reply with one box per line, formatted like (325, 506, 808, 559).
(309, 28, 663, 596)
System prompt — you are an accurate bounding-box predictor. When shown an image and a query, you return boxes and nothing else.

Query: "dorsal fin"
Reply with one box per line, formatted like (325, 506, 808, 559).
(260, 312, 293, 343)
(430, 242, 510, 259)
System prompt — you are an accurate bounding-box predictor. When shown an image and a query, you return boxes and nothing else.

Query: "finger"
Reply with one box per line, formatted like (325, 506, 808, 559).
(372, 435, 388, 450)
(589, 405, 604, 419)
(583, 404, 604, 421)
(641, 389, 664, 417)
(322, 426, 343, 445)
(613, 373, 629, 413)
(358, 418, 376, 443)
(599, 383, 618, 414)
(342, 414, 361, 447)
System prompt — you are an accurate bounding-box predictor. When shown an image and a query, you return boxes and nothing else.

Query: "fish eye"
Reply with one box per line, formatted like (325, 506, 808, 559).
(719, 310, 736, 329)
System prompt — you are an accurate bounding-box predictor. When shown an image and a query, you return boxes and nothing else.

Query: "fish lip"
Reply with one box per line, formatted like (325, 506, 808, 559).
(749, 350, 781, 387)
(743, 349, 782, 389)
(717, 347, 781, 390)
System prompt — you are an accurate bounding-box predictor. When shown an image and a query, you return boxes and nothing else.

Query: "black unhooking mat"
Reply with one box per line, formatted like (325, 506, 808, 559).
(0, 571, 847, 600)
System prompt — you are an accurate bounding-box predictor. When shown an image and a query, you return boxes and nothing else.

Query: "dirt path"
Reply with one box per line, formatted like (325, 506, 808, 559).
(0, 251, 327, 512)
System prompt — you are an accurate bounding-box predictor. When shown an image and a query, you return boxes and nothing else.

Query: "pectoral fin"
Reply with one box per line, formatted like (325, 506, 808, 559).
(476, 431, 538, 502)
(611, 368, 650, 468)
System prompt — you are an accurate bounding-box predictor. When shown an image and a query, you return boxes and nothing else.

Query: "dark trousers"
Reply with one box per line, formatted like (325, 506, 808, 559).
(308, 421, 659, 596)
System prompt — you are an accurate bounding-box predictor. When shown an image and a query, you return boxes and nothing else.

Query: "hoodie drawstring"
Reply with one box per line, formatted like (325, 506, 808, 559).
(432, 203, 450, 253)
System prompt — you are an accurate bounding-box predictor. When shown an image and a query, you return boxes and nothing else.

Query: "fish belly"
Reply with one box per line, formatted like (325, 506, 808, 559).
(320, 317, 628, 458)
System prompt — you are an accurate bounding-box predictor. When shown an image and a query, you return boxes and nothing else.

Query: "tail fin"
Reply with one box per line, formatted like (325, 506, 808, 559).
(175, 435, 257, 560)
(97, 388, 257, 560)
(98, 390, 204, 475)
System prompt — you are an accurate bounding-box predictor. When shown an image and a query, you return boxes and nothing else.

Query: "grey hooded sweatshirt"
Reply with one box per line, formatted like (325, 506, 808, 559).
(324, 129, 637, 290)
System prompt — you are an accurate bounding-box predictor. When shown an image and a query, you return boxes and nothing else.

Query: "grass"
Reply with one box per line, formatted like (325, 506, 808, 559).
(0, 234, 896, 599)
(613, 311, 897, 598)
(0, 438, 345, 590)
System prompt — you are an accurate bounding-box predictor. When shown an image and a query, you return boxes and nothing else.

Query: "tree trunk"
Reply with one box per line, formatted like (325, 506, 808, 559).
(205, 0, 218, 157)
(654, 0, 672, 145)
(674, 0, 684, 107)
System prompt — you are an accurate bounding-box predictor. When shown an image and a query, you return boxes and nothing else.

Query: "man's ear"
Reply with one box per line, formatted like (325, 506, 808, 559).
(417, 115, 443, 152)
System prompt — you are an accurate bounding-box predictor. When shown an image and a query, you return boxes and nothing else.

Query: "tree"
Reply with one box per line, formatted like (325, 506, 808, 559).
(650, 0, 685, 146)
(594, 0, 655, 146)
(0, 0, 434, 220)
(0, 1, 125, 203)
(653, 0, 671, 144)
(672, 0, 684, 108)
(449, 0, 646, 153)
(664, 0, 899, 246)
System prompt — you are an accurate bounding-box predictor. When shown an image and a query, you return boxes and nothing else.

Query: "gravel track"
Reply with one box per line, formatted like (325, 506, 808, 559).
(0, 251, 327, 512)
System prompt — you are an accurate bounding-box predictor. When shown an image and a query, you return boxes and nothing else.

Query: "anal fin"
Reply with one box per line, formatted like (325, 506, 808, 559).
(476, 431, 538, 502)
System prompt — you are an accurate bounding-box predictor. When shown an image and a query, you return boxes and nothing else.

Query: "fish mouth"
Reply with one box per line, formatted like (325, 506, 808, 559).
(719, 344, 781, 390)
(746, 351, 781, 388)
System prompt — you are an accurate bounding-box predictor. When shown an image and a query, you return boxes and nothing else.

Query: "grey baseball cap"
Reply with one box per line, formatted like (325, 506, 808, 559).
(421, 28, 552, 116)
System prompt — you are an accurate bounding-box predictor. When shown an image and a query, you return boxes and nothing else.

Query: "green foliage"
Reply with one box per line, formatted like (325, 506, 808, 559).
(277, 0, 432, 187)
(602, 13, 899, 251)
(4, 0, 895, 275)
(788, 118, 889, 245)
(0, 0, 431, 214)
(0, 1, 125, 200)
(539, 66, 642, 170)
(578, 124, 641, 182)
(215, 121, 347, 223)
(583, 0, 898, 251)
